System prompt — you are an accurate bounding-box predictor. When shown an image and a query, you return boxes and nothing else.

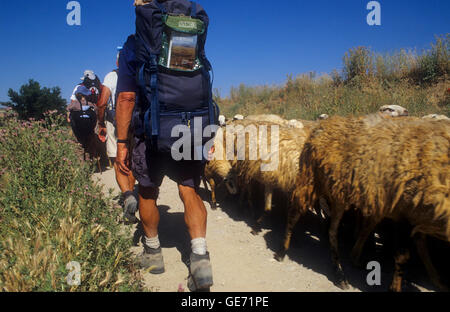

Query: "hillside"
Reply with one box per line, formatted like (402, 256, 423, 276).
(216, 35, 450, 120)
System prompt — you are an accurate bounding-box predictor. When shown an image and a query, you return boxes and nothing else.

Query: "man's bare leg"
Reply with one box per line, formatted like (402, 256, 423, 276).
(136, 185, 164, 274)
(178, 184, 213, 291)
(139, 186, 160, 238)
(179, 185, 207, 239)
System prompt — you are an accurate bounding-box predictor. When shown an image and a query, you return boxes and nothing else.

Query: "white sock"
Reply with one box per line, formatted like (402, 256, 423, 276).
(144, 235, 161, 250)
(191, 238, 207, 255)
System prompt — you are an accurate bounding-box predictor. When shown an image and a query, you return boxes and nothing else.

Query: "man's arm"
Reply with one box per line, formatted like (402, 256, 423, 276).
(115, 91, 136, 174)
(66, 99, 79, 123)
(96, 85, 111, 142)
(96, 85, 111, 127)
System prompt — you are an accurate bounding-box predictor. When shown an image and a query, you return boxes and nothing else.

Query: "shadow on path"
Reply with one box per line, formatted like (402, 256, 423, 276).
(133, 205, 192, 269)
(210, 185, 442, 292)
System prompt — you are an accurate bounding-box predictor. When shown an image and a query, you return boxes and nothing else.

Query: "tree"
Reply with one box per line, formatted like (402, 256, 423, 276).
(1, 79, 67, 120)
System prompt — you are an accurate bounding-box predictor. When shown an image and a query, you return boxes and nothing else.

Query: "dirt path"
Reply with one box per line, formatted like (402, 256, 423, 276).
(93, 168, 434, 292)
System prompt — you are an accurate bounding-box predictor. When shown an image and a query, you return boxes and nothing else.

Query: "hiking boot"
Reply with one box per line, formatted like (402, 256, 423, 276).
(123, 193, 139, 224)
(187, 252, 213, 291)
(137, 246, 165, 274)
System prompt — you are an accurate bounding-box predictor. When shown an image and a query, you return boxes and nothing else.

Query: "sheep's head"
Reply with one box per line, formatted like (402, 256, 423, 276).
(288, 119, 304, 129)
(218, 115, 227, 127)
(223, 170, 238, 195)
(379, 105, 409, 117)
(422, 114, 450, 121)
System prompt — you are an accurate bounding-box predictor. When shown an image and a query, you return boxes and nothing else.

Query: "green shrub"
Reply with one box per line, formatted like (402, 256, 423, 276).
(343, 46, 374, 84)
(0, 112, 142, 292)
(410, 35, 450, 84)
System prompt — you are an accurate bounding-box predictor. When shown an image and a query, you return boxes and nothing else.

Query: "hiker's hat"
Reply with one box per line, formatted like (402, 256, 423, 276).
(80, 70, 96, 81)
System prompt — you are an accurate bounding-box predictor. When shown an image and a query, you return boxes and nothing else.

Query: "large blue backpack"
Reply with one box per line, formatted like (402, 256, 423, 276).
(135, 0, 219, 158)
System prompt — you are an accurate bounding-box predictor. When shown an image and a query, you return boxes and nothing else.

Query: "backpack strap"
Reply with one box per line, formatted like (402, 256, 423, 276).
(190, 1, 197, 18)
(146, 54, 160, 139)
(154, 0, 167, 14)
(137, 53, 160, 148)
(201, 65, 216, 126)
(78, 96, 84, 112)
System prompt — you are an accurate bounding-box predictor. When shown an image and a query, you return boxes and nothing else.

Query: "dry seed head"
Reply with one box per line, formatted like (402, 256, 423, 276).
(99, 271, 111, 287)
(114, 273, 125, 286)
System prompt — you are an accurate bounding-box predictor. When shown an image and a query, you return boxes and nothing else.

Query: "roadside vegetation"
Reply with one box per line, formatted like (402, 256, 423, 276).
(217, 35, 449, 120)
(0, 111, 142, 291)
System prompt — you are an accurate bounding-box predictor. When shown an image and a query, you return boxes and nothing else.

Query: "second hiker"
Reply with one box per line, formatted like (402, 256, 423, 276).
(96, 51, 139, 224)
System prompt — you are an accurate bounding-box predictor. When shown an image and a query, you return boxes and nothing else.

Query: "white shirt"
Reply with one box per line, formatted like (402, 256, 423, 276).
(70, 85, 79, 101)
(103, 71, 118, 109)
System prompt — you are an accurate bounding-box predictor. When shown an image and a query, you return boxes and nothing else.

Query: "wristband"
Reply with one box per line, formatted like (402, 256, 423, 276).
(117, 139, 128, 144)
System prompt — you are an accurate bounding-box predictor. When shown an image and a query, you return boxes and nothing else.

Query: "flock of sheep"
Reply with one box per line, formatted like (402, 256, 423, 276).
(203, 105, 450, 292)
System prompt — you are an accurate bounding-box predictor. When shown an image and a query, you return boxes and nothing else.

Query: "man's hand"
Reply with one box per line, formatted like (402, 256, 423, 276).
(116, 143, 131, 175)
(96, 85, 110, 142)
(98, 125, 107, 143)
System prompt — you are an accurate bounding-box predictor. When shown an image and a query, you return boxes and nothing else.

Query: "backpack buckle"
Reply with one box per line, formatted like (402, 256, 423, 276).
(148, 55, 159, 73)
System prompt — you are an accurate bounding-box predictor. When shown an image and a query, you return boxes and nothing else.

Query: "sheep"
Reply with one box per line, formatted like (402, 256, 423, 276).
(423, 114, 450, 121)
(238, 114, 319, 130)
(233, 114, 244, 121)
(276, 115, 450, 291)
(204, 118, 275, 210)
(245, 114, 309, 130)
(224, 119, 311, 234)
(288, 119, 305, 129)
(203, 159, 237, 209)
(379, 105, 409, 117)
(246, 114, 288, 125)
(218, 115, 227, 127)
(318, 114, 329, 120)
(203, 126, 238, 209)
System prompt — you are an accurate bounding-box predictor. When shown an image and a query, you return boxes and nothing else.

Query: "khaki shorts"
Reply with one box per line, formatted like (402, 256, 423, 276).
(131, 136, 205, 190)
(106, 120, 117, 158)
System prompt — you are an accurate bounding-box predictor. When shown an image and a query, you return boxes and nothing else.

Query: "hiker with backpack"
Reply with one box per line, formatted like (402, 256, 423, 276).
(68, 70, 108, 165)
(66, 70, 99, 123)
(67, 84, 98, 158)
(115, 0, 219, 291)
(96, 52, 139, 224)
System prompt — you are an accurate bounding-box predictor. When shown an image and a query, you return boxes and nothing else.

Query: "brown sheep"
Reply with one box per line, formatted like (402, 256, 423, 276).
(245, 114, 314, 130)
(276, 115, 450, 291)
(225, 119, 311, 233)
(246, 114, 288, 125)
(203, 126, 238, 209)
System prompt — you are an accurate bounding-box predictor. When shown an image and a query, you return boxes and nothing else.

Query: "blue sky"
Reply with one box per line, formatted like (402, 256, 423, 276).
(0, 0, 449, 104)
